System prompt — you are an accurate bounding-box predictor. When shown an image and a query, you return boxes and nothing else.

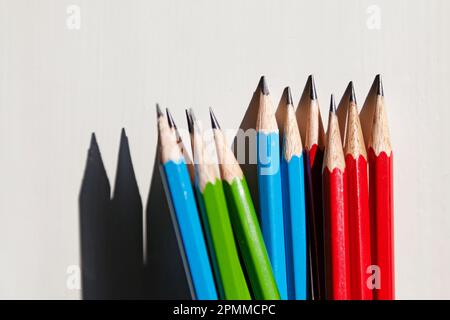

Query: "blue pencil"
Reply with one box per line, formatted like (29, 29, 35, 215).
(256, 77, 288, 299)
(278, 87, 308, 300)
(157, 105, 217, 300)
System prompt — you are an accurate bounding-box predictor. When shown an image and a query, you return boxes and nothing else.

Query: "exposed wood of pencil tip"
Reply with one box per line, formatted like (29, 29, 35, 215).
(166, 107, 196, 182)
(344, 92, 367, 160)
(189, 109, 220, 190)
(296, 75, 325, 150)
(369, 94, 392, 156)
(359, 75, 392, 156)
(210, 108, 243, 183)
(280, 87, 303, 161)
(157, 105, 181, 163)
(336, 81, 354, 142)
(256, 76, 278, 133)
(275, 86, 292, 136)
(323, 95, 345, 171)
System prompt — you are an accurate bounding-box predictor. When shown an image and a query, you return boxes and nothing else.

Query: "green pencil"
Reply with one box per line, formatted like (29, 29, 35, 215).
(209, 107, 280, 300)
(187, 109, 251, 300)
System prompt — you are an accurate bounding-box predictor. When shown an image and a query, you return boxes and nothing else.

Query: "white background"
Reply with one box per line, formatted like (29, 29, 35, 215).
(0, 0, 449, 299)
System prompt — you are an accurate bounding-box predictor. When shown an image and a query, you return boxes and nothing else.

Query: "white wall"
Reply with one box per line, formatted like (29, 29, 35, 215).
(0, 0, 449, 299)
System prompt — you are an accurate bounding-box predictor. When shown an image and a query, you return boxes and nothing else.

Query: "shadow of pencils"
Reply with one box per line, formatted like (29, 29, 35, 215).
(109, 129, 144, 298)
(79, 129, 190, 299)
(143, 152, 191, 299)
(79, 133, 112, 299)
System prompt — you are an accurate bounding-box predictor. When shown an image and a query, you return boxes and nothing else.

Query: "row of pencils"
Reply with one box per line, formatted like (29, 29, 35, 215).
(156, 74, 393, 300)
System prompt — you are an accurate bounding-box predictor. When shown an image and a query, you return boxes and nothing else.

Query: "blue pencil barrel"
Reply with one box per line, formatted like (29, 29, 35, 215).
(281, 154, 308, 300)
(163, 160, 218, 300)
(257, 132, 287, 299)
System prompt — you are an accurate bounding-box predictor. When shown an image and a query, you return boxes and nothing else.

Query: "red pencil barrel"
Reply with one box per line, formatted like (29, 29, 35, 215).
(368, 149, 394, 300)
(323, 167, 350, 300)
(346, 154, 372, 300)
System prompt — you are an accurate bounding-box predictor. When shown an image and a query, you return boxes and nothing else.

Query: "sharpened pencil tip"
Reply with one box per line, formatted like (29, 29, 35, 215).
(284, 87, 293, 105)
(259, 76, 270, 95)
(166, 108, 176, 129)
(375, 74, 384, 96)
(185, 109, 193, 133)
(308, 75, 318, 100)
(156, 103, 163, 118)
(349, 81, 357, 104)
(188, 108, 201, 132)
(330, 94, 336, 113)
(189, 108, 197, 122)
(90, 132, 99, 149)
(209, 107, 221, 129)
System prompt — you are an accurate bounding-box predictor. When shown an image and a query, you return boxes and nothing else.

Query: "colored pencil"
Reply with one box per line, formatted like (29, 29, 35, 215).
(255, 76, 288, 300)
(322, 95, 350, 300)
(277, 87, 308, 300)
(187, 109, 251, 300)
(341, 84, 372, 300)
(166, 108, 195, 183)
(210, 108, 280, 300)
(360, 75, 394, 300)
(156, 105, 217, 300)
(295, 75, 326, 299)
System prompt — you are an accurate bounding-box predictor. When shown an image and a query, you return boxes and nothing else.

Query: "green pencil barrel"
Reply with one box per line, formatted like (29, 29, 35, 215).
(197, 179, 251, 300)
(223, 177, 280, 300)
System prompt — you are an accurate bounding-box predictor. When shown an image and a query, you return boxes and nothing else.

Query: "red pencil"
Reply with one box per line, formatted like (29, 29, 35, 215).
(342, 83, 372, 300)
(322, 94, 350, 300)
(296, 75, 326, 300)
(360, 75, 394, 300)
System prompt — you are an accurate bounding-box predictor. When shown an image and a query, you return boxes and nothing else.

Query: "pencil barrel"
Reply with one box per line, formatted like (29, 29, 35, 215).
(281, 154, 308, 300)
(322, 167, 350, 300)
(345, 154, 372, 300)
(257, 131, 288, 299)
(162, 160, 218, 300)
(197, 180, 251, 300)
(223, 178, 280, 300)
(368, 149, 395, 300)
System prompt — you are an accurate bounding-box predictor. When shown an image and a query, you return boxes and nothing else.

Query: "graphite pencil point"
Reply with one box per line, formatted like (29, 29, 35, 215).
(185, 109, 193, 133)
(330, 94, 336, 113)
(209, 107, 221, 129)
(166, 108, 176, 129)
(309, 75, 318, 100)
(375, 74, 384, 96)
(285, 87, 293, 105)
(156, 103, 163, 118)
(349, 82, 357, 104)
(259, 76, 270, 95)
